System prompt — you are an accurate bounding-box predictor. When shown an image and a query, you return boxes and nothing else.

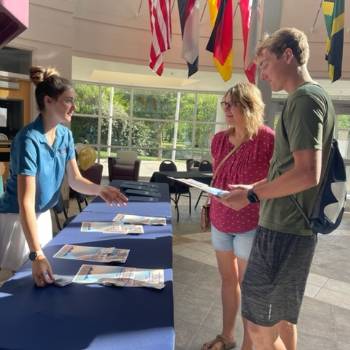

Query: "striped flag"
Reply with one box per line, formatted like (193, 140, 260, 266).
(148, 0, 172, 76)
(322, 0, 344, 82)
(206, 0, 233, 82)
(178, 0, 201, 77)
(239, 0, 262, 83)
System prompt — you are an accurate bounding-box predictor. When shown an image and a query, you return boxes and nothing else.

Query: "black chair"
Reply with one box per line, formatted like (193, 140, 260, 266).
(186, 159, 200, 171)
(52, 194, 74, 231)
(159, 159, 177, 171)
(195, 160, 213, 209)
(72, 162, 104, 212)
(198, 160, 213, 172)
(108, 157, 141, 182)
(158, 160, 191, 222)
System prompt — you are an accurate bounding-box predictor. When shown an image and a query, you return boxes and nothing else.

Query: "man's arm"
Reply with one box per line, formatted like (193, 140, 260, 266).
(220, 149, 322, 210)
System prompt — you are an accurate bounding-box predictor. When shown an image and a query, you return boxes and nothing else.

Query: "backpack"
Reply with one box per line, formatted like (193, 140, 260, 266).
(291, 139, 347, 234)
(280, 105, 347, 234)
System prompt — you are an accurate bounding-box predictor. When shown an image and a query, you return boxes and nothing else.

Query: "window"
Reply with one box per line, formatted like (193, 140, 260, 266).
(72, 82, 223, 174)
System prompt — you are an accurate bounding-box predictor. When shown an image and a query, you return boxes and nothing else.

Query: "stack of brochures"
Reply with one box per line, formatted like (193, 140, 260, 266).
(81, 222, 144, 234)
(73, 264, 165, 289)
(113, 213, 166, 226)
(54, 244, 130, 263)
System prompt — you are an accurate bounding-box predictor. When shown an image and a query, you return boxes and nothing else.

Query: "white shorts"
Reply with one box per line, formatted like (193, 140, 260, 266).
(0, 211, 52, 271)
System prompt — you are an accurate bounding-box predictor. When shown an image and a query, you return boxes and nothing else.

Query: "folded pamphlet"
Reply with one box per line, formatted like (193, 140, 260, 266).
(53, 244, 130, 263)
(113, 213, 166, 226)
(168, 177, 229, 197)
(81, 222, 144, 234)
(73, 264, 165, 289)
(53, 274, 74, 287)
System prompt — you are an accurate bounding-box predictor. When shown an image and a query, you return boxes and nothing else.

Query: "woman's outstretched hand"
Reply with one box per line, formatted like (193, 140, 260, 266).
(98, 185, 128, 206)
(32, 255, 54, 287)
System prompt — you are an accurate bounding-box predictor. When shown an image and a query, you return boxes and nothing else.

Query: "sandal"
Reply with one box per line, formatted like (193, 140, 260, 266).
(201, 334, 237, 350)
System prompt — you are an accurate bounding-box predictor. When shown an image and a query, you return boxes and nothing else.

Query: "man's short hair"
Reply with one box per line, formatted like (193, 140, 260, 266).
(256, 27, 310, 65)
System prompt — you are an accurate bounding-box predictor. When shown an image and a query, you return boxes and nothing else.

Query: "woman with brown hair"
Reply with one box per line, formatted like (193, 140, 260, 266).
(202, 82, 274, 350)
(0, 66, 127, 287)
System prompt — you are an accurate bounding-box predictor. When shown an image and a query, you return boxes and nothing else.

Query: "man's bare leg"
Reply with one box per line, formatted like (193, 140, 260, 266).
(278, 321, 297, 350)
(247, 320, 287, 350)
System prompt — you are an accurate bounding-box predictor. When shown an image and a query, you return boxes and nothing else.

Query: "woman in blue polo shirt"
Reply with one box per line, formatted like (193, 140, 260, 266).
(0, 66, 128, 287)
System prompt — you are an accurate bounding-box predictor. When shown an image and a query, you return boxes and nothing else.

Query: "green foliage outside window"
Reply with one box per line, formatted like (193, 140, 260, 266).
(71, 82, 220, 159)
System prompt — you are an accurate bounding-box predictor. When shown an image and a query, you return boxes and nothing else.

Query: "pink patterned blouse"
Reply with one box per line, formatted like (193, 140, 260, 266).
(210, 125, 275, 233)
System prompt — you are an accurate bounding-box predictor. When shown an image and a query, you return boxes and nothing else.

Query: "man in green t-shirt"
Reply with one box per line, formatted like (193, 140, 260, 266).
(221, 28, 335, 350)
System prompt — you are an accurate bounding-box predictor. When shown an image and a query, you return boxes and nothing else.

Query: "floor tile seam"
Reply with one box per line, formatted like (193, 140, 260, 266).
(173, 246, 215, 259)
(186, 299, 216, 350)
(314, 277, 350, 298)
(173, 242, 214, 255)
(310, 275, 329, 295)
(329, 305, 342, 349)
(313, 288, 350, 310)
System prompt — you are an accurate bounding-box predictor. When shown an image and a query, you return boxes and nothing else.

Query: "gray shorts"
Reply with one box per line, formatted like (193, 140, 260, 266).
(241, 226, 317, 326)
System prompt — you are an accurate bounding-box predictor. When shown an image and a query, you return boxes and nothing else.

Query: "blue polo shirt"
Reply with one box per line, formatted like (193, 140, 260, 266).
(0, 115, 75, 213)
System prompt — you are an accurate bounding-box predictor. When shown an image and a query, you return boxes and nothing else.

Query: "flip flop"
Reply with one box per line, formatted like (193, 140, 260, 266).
(201, 334, 237, 350)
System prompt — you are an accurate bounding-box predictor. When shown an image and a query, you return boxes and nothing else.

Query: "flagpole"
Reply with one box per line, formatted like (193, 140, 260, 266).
(200, 1, 207, 22)
(233, 1, 239, 19)
(311, 0, 323, 32)
(137, 0, 143, 16)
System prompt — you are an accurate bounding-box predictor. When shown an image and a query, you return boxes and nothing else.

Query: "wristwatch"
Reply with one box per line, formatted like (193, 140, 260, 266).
(29, 250, 43, 262)
(247, 189, 260, 203)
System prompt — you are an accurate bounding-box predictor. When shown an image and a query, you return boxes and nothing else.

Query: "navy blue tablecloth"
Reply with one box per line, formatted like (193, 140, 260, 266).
(0, 182, 174, 350)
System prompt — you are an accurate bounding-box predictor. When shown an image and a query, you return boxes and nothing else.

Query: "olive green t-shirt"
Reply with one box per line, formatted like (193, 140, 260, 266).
(259, 83, 335, 235)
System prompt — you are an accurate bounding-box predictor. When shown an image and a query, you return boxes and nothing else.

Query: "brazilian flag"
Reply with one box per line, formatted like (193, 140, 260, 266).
(322, 0, 344, 82)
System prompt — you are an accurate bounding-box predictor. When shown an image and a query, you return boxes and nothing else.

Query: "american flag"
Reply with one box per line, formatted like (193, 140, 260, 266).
(148, 0, 172, 76)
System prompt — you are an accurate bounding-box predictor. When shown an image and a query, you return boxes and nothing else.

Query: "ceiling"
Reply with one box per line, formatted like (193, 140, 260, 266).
(71, 0, 350, 95)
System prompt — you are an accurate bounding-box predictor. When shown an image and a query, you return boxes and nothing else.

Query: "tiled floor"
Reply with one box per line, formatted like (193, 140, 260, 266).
(2, 182, 350, 350)
(172, 188, 350, 350)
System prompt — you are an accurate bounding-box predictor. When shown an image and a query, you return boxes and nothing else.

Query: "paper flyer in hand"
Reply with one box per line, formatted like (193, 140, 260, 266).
(113, 213, 166, 226)
(168, 177, 229, 197)
(53, 244, 130, 263)
(73, 264, 165, 289)
(81, 222, 144, 234)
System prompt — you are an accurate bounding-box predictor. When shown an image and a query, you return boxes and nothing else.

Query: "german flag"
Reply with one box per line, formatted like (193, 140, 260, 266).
(322, 0, 344, 82)
(206, 0, 233, 81)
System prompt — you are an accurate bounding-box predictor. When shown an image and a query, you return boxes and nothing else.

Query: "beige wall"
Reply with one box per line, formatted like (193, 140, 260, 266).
(8, 0, 350, 109)
(9, 1, 74, 118)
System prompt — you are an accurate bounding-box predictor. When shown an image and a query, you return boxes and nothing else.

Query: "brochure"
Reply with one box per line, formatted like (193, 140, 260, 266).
(113, 213, 166, 226)
(53, 244, 130, 263)
(53, 274, 74, 287)
(81, 222, 144, 234)
(73, 264, 165, 289)
(168, 177, 229, 197)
